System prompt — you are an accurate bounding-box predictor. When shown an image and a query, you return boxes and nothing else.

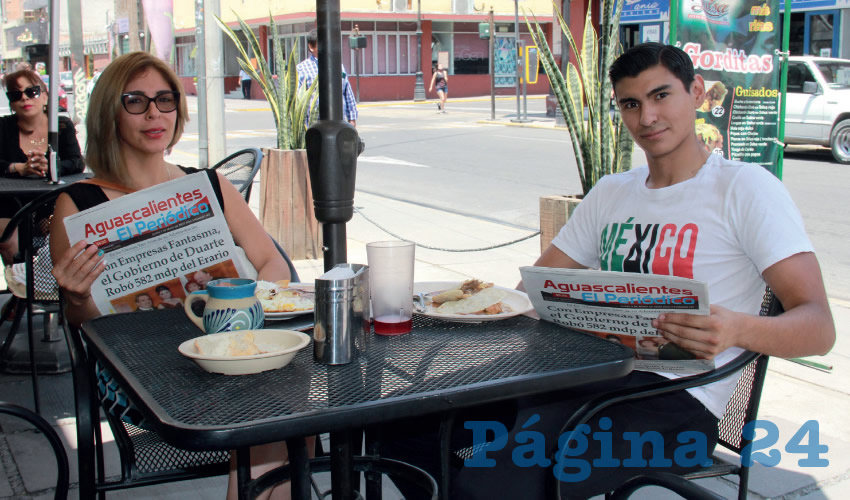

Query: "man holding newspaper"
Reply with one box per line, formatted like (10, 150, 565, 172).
(381, 43, 835, 499)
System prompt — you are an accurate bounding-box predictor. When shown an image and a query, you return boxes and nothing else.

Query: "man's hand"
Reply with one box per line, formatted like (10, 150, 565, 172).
(652, 304, 745, 359)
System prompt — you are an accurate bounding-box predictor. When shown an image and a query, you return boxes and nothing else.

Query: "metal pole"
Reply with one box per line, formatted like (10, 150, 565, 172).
(317, 2, 343, 123)
(194, 0, 208, 168)
(47, 0, 60, 184)
(522, 42, 528, 120)
(514, 0, 521, 121)
(413, 0, 426, 101)
(355, 48, 361, 103)
(202, 0, 226, 164)
(489, 7, 495, 121)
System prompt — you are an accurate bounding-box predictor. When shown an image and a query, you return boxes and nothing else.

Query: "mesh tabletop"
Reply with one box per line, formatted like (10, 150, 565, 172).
(83, 308, 633, 451)
(0, 173, 90, 197)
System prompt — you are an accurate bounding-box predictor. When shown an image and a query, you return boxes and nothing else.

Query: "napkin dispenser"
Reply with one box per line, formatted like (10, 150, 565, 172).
(313, 263, 370, 365)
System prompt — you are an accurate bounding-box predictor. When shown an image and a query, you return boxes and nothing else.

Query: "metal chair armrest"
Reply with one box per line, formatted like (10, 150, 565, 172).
(610, 471, 724, 500)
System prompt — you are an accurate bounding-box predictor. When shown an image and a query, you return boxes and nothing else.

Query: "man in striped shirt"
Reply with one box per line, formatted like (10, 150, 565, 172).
(297, 29, 358, 127)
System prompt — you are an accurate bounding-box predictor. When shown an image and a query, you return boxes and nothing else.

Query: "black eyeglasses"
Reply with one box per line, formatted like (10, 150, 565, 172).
(6, 85, 42, 103)
(121, 91, 180, 114)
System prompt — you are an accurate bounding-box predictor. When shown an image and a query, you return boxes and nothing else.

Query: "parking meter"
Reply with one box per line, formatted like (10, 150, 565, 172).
(305, 120, 364, 268)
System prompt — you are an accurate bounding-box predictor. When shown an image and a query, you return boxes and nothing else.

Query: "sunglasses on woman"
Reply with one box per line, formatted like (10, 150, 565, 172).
(121, 91, 180, 114)
(5, 85, 42, 102)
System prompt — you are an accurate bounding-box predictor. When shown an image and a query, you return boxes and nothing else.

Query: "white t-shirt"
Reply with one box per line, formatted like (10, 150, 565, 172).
(551, 154, 813, 418)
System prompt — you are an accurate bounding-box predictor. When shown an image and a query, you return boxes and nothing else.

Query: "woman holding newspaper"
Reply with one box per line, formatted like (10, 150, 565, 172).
(49, 52, 295, 500)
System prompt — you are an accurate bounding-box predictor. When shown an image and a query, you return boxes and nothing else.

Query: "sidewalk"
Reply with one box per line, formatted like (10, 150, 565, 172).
(1, 104, 848, 499)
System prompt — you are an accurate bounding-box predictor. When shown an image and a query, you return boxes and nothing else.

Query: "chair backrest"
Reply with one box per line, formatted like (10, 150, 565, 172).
(210, 148, 263, 202)
(9, 188, 65, 302)
(716, 288, 781, 453)
(0, 402, 69, 500)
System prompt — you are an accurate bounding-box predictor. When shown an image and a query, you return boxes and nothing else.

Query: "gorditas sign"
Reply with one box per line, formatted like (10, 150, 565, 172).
(674, 0, 781, 176)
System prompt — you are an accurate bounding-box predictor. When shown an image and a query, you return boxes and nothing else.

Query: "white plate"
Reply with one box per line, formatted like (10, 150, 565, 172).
(178, 329, 311, 375)
(257, 283, 315, 320)
(413, 281, 533, 323)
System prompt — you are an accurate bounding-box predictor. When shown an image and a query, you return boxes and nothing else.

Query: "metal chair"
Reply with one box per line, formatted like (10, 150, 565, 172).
(0, 401, 70, 500)
(609, 471, 724, 500)
(0, 189, 68, 414)
(65, 316, 231, 499)
(210, 148, 263, 202)
(551, 288, 781, 500)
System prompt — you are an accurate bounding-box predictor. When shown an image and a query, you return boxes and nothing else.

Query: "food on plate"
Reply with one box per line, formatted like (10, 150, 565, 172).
(426, 279, 513, 316)
(255, 280, 314, 313)
(437, 287, 508, 315)
(431, 279, 493, 304)
(194, 331, 262, 357)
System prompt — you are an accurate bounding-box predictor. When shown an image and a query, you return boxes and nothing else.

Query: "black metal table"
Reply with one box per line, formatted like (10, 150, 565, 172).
(81, 308, 634, 499)
(0, 172, 91, 200)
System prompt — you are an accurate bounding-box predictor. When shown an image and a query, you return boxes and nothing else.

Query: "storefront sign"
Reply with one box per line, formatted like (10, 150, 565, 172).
(8, 22, 48, 48)
(675, 0, 782, 176)
(622, 0, 670, 22)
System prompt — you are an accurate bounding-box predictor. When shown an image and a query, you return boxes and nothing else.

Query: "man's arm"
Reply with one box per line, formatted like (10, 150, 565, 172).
(518, 244, 588, 291)
(654, 252, 835, 359)
(342, 77, 358, 126)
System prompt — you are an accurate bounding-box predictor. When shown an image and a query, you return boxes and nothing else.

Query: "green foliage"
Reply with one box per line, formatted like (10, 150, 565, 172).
(216, 12, 319, 150)
(526, 0, 633, 195)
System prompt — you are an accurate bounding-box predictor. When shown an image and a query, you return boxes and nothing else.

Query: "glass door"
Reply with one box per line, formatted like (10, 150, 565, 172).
(804, 10, 840, 57)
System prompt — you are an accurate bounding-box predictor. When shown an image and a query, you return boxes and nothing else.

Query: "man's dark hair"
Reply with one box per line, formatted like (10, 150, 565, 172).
(609, 42, 695, 91)
(155, 285, 169, 294)
(307, 29, 318, 47)
(135, 293, 151, 302)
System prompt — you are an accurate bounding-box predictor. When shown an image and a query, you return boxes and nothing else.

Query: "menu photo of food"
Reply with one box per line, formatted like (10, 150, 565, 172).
(695, 119, 724, 155)
(698, 79, 728, 115)
(109, 277, 187, 313)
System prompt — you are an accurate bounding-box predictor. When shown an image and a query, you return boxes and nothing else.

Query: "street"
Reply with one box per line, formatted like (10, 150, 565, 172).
(2, 93, 847, 301)
(177, 96, 850, 303)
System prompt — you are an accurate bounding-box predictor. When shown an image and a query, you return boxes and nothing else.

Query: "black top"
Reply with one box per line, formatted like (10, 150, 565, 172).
(62, 167, 225, 212)
(0, 114, 84, 177)
(82, 309, 634, 450)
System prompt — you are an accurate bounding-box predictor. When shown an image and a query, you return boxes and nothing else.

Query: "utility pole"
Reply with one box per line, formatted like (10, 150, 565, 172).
(413, 0, 426, 101)
(194, 0, 226, 167)
(489, 6, 495, 120)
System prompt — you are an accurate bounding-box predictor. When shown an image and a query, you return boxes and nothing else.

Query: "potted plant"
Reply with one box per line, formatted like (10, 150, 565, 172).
(217, 13, 321, 259)
(526, 0, 633, 252)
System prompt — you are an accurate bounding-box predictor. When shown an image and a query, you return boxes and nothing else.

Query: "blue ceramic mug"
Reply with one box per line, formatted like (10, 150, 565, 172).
(183, 278, 264, 334)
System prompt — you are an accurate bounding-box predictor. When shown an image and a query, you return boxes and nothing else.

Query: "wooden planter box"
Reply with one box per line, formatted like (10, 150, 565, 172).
(259, 148, 322, 260)
(539, 194, 582, 253)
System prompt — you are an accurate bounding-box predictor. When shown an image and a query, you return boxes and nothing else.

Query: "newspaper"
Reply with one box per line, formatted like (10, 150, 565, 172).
(63, 174, 249, 315)
(519, 266, 714, 373)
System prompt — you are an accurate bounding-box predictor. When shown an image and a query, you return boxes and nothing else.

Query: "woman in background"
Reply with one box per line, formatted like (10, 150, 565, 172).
(429, 64, 448, 113)
(0, 69, 83, 264)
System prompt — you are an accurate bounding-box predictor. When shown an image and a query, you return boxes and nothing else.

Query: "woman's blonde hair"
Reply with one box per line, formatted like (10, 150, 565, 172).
(86, 52, 188, 186)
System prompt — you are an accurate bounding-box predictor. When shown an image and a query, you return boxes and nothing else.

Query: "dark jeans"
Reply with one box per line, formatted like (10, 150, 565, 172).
(241, 79, 252, 99)
(379, 371, 719, 500)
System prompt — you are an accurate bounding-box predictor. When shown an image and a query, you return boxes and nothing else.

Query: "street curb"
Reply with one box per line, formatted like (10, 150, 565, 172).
(477, 119, 564, 130)
(217, 94, 548, 112)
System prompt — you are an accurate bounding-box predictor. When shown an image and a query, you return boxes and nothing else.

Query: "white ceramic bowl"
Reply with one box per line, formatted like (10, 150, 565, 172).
(178, 329, 311, 375)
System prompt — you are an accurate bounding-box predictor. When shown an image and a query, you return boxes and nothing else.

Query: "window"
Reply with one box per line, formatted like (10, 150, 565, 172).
(175, 38, 197, 77)
(342, 23, 415, 76)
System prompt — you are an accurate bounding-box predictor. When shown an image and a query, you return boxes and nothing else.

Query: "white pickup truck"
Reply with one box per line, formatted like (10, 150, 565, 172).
(784, 56, 850, 164)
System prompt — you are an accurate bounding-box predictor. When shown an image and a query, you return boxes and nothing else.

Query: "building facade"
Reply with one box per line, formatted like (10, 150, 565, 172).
(172, 0, 556, 100)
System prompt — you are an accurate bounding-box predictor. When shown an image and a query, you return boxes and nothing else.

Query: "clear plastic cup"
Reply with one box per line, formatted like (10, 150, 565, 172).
(366, 241, 415, 335)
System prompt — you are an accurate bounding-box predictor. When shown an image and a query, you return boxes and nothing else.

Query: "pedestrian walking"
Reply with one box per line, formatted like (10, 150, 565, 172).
(429, 64, 448, 113)
(297, 29, 358, 127)
(239, 68, 252, 99)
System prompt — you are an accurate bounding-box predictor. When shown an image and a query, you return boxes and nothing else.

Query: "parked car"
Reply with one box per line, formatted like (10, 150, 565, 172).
(59, 71, 74, 93)
(784, 56, 850, 164)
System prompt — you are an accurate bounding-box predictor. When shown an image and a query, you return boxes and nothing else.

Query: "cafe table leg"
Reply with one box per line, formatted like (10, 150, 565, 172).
(364, 426, 383, 499)
(286, 437, 311, 500)
(237, 447, 251, 500)
(330, 430, 355, 500)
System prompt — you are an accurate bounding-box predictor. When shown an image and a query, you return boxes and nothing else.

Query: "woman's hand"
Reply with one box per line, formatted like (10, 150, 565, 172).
(51, 240, 106, 306)
(26, 150, 48, 176)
